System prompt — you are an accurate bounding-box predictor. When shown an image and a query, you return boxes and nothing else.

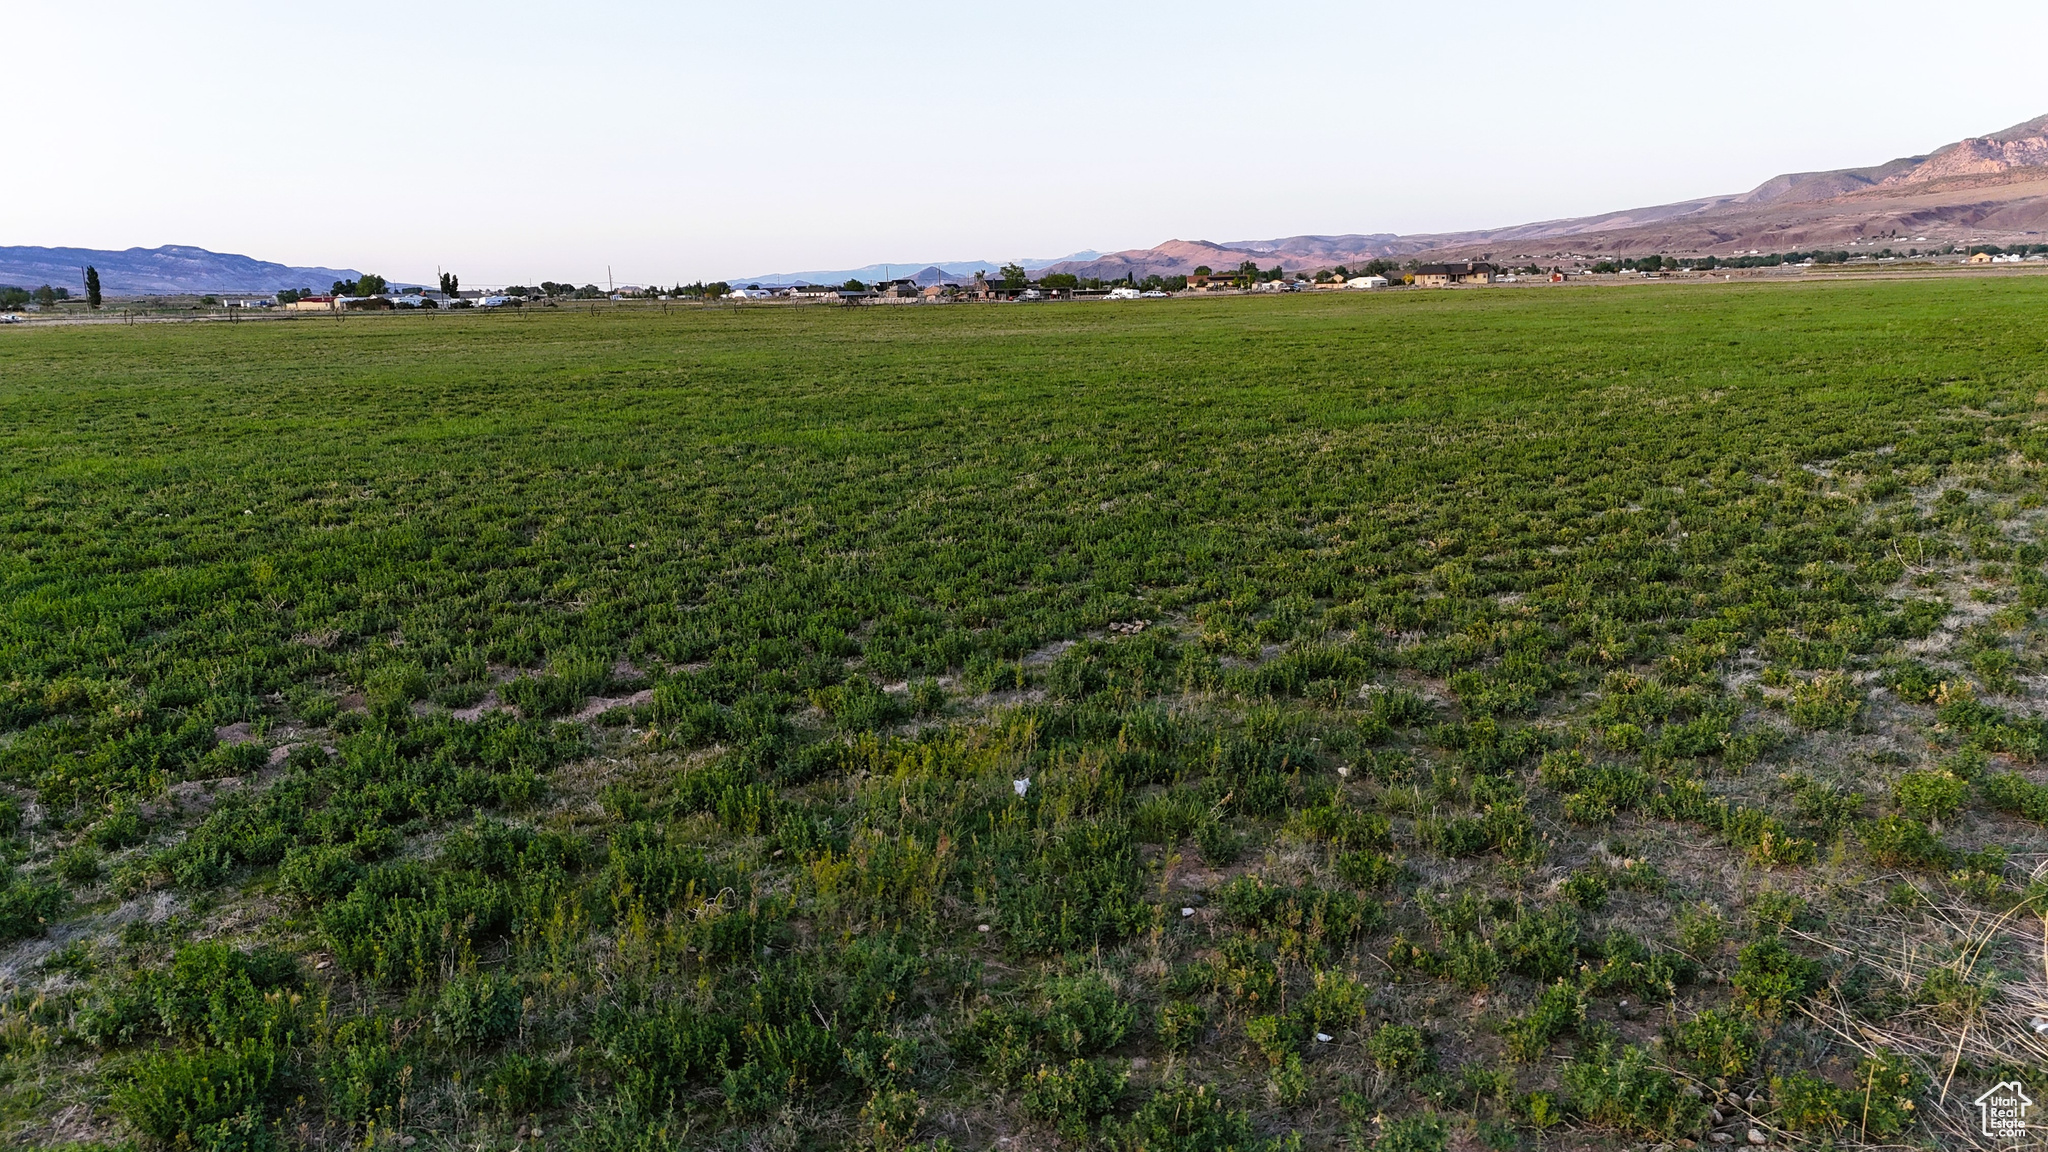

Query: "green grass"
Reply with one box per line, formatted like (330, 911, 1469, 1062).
(2, 281, 2047, 1149)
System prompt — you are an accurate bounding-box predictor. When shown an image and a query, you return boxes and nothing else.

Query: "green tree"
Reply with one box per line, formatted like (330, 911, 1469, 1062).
(842, 279, 867, 292)
(85, 266, 102, 309)
(999, 264, 1027, 290)
(439, 272, 459, 298)
(32, 285, 59, 307)
(1192, 265, 1212, 277)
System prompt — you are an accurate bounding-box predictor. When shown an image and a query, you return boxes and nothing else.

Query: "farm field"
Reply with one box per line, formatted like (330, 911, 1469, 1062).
(3, 282, 2048, 1151)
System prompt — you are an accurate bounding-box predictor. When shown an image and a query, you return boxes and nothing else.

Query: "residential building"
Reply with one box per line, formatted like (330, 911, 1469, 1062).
(284, 295, 337, 312)
(1412, 262, 1497, 287)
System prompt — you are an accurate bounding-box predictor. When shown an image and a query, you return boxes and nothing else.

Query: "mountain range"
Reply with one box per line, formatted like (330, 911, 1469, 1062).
(0, 245, 364, 296)
(726, 253, 1100, 288)
(1039, 113, 2048, 279)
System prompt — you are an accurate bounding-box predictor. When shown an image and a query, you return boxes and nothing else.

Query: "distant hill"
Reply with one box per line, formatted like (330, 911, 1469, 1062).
(727, 252, 1101, 288)
(0, 245, 365, 296)
(1041, 113, 2048, 278)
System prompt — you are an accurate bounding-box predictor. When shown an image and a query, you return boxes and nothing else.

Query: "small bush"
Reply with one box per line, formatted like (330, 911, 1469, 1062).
(477, 1052, 568, 1113)
(1117, 1082, 1260, 1152)
(433, 972, 523, 1047)
(1563, 1037, 1706, 1139)
(1669, 1008, 1757, 1079)
(1731, 937, 1824, 1019)
(1374, 1115, 1449, 1152)
(112, 1040, 282, 1146)
(1368, 1024, 1431, 1073)
(1860, 815, 1951, 870)
(57, 843, 102, 884)
(1893, 769, 1967, 823)
(1022, 1058, 1125, 1141)
(1789, 672, 1860, 729)
(1560, 870, 1609, 910)
(1196, 820, 1243, 866)
(1503, 981, 1583, 1061)
(1157, 1002, 1206, 1054)
(1772, 1070, 1846, 1134)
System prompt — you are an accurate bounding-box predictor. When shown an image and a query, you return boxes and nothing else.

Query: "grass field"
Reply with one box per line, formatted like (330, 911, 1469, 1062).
(3, 281, 2048, 1151)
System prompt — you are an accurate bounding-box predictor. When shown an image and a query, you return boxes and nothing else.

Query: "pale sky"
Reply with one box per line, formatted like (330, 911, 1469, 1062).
(10, 2, 2048, 285)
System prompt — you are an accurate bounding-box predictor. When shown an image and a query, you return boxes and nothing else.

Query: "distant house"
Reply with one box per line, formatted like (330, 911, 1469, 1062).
(284, 295, 337, 312)
(1186, 271, 1236, 292)
(788, 284, 839, 301)
(1346, 276, 1390, 289)
(1969, 251, 1995, 264)
(1413, 262, 1497, 287)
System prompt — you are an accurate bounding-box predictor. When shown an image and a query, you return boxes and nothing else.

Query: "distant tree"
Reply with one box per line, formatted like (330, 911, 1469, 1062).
(85, 266, 102, 309)
(277, 289, 304, 305)
(1332, 265, 1350, 279)
(1193, 265, 1212, 277)
(1040, 273, 1079, 290)
(999, 263, 1027, 290)
(0, 286, 28, 311)
(1234, 260, 1260, 287)
(356, 273, 389, 296)
(331, 280, 350, 296)
(843, 279, 867, 292)
(439, 272, 460, 297)
(32, 285, 59, 307)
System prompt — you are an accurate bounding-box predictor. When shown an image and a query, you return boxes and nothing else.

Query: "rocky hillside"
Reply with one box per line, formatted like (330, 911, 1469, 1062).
(1043, 113, 2048, 277)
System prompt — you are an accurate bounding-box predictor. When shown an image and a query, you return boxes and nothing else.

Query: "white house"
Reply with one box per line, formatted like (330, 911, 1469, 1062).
(1347, 276, 1390, 289)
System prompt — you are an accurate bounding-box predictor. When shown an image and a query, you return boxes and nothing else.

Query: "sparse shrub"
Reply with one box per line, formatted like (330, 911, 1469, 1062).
(1157, 1002, 1206, 1054)
(1563, 1037, 1706, 1139)
(1196, 819, 1243, 866)
(1503, 981, 1583, 1061)
(1893, 768, 1967, 823)
(0, 871, 66, 943)
(1731, 936, 1824, 1019)
(1335, 850, 1399, 888)
(1772, 1070, 1846, 1133)
(909, 677, 946, 716)
(1561, 870, 1608, 910)
(1373, 1115, 1448, 1152)
(1668, 1008, 1757, 1079)
(1860, 814, 1951, 870)
(433, 972, 523, 1047)
(1789, 672, 1860, 729)
(113, 1040, 283, 1147)
(1134, 793, 1204, 845)
(478, 1052, 569, 1114)
(1368, 1023, 1430, 1073)
(1117, 1082, 1260, 1152)
(1037, 972, 1135, 1058)
(57, 842, 102, 884)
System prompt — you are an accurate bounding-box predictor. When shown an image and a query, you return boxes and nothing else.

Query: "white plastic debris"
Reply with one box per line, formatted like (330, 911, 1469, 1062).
(1181, 907, 1195, 918)
(1337, 765, 1351, 778)
(2032, 1016, 2048, 1034)
(1314, 1032, 1333, 1043)
(1014, 778, 1030, 797)
(977, 924, 990, 933)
